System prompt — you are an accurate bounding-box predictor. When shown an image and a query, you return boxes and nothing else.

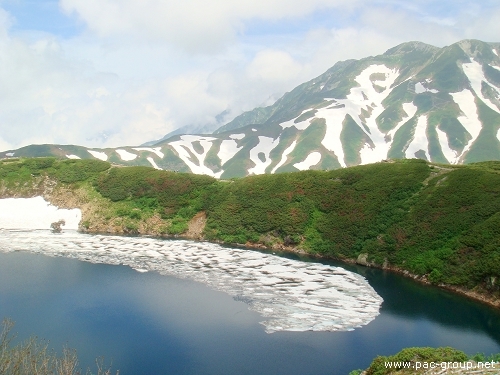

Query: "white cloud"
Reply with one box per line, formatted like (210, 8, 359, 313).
(247, 50, 302, 83)
(0, 0, 500, 152)
(59, 0, 360, 53)
(0, 26, 175, 150)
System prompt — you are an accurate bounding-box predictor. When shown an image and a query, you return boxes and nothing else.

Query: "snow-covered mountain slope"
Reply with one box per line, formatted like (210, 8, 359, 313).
(2, 39, 500, 178)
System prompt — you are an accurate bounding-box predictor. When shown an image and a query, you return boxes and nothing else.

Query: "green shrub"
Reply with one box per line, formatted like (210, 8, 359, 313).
(366, 347, 468, 375)
(169, 217, 188, 235)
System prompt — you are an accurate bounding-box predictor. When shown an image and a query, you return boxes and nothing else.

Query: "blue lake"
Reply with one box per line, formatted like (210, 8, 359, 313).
(1, 242, 500, 375)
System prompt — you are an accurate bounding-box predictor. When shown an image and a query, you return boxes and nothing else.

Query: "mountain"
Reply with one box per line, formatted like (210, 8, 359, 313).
(2, 39, 500, 178)
(141, 109, 232, 146)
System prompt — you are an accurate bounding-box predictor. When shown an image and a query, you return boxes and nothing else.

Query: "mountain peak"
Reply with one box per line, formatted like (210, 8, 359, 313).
(383, 41, 439, 56)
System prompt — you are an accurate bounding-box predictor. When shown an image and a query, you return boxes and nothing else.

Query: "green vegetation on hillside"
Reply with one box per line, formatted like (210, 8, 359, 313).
(1, 157, 500, 299)
(350, 346, 500, 375)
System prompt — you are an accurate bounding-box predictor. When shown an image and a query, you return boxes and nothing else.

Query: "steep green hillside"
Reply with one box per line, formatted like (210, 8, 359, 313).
(1, 158, 500, 303)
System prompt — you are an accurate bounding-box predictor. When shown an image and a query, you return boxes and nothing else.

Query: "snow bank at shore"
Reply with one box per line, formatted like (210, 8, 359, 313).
(0, 197, 81, 230)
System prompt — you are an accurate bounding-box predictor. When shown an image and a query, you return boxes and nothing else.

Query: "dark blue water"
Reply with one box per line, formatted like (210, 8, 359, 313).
(1, 250, 499, 375)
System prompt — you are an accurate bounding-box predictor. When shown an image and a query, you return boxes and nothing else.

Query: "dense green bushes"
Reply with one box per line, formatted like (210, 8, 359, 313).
(366, 347, 468, 375)
(0, 158, 111, 188)
(95, 166, 217, 232)
(351, 346, 500, 375)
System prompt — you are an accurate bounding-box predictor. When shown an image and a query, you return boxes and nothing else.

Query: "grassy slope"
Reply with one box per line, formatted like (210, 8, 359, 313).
(1, 157, 500, 301)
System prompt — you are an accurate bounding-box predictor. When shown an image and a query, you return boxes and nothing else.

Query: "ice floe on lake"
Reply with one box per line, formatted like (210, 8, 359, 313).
(0, 229, 382, 333)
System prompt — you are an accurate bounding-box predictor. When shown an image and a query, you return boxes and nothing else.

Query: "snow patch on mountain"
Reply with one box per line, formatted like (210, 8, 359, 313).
(229, 134, 245, 140)
(66, 155, 80, 159)
(415, 82, 439, 94)
(133, 147, 164, 158)
(436, 127, 458, 164)
(218, 140, 242, 166)
(387, 103, 418, 140)
(87, 150, 108, 161)
(248, 136, 280, 175)
(316, 105, 347, 167)
(451, 89, 482, 158)
(462, 61, 500, 114)
(169, 135, 220, 177)
(405, 116, 430, 160)
(493, 49, 498, 57)
(294, 152, 321, 170)
(497, 128, 500, 142)
(116, 149, 138, 161)
(147, 157, 162, 170)
(319, 64, 399, 167)
(279, 109, 314, 131)
(271, 141, 297, 174)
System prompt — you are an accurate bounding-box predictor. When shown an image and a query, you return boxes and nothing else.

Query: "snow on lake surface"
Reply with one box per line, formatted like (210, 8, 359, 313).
(0, 230, 383, 333)
(0, 197, 383, 334)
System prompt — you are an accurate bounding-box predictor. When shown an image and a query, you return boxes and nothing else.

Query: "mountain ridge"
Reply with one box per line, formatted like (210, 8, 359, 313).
(2, 39, 500, 178)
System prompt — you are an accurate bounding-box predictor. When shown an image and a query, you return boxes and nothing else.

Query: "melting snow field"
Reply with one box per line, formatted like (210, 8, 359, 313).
(116, 149, 138, 161)
(293, 152, 321, 170)
(405, 116, 430, 160)
(87, 150, 108, 161)
(0, 197, 81, 230)
(0, 197, 383, 334)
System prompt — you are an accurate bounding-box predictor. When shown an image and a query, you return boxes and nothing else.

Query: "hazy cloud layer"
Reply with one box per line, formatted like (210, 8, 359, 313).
(0, 0, 499, 151)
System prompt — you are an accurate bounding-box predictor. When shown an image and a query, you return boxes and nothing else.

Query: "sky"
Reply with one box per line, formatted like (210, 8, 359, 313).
(0, 0, 499, 151)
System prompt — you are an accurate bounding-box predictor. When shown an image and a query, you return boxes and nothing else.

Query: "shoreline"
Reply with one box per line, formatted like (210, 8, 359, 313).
(244, 242, 500, 310)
